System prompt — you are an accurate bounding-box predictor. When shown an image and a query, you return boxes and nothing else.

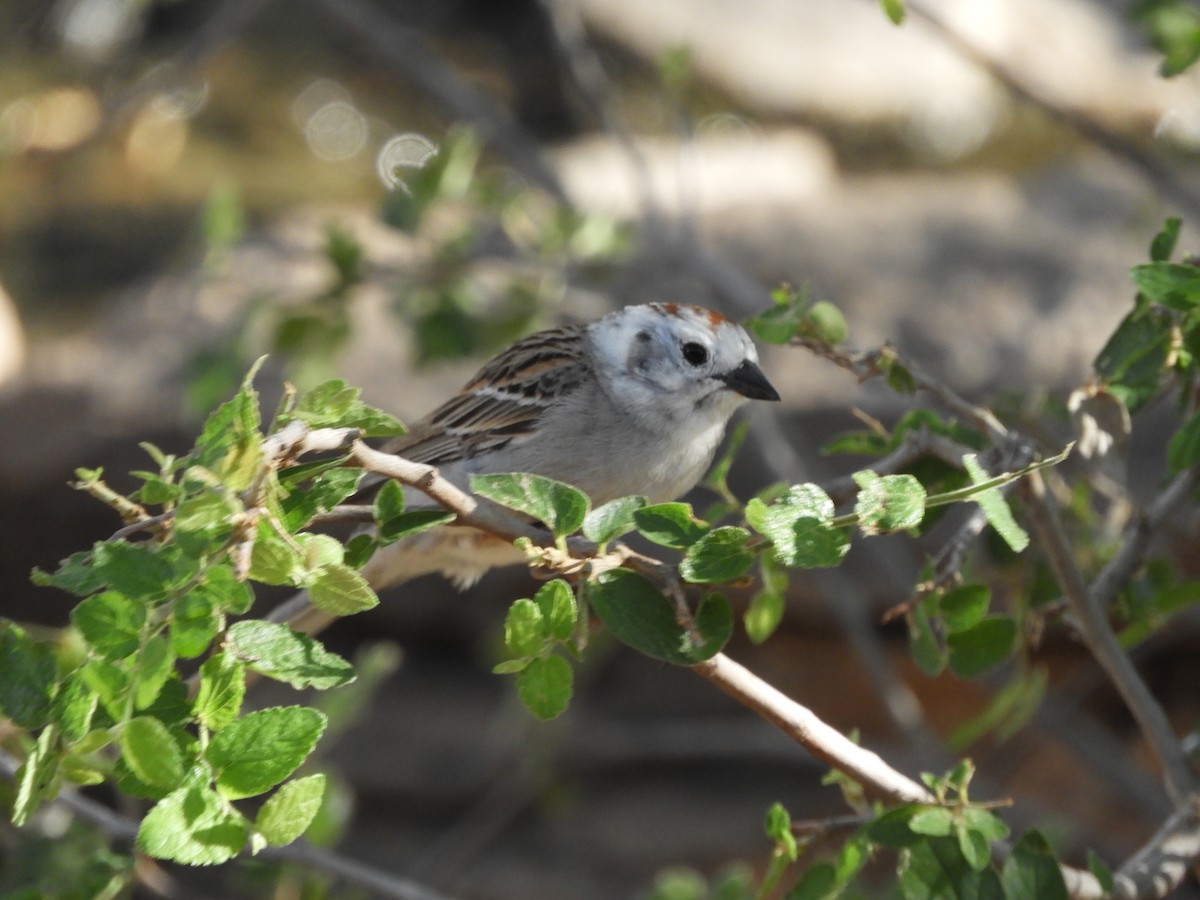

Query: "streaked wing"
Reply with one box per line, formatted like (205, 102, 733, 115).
(382, 323, 590, 466)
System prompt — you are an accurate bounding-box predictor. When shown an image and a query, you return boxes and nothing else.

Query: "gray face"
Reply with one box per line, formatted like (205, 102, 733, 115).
(587, 303, 779, 430)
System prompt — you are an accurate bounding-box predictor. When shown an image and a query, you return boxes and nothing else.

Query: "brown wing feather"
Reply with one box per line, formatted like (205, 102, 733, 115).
(381, 323, 590, 467)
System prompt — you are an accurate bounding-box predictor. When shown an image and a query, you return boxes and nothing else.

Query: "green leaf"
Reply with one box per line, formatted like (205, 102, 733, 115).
(343, 532, 378, 569)
(470, 472, 589, 539)
(515, 655, 573, 720)
(279, 464, 363, 531)
(745, 485, 850, 568)
(255, 774, 327, 848)
(880, 0, 906, 24)
(378, 508, 456, 543)
(1131, 261, 1200, 310)
(492, 658, 530, 675)
(52, 673, 98, 742)
(1001, 831, 1068, 900)
(93, 540, 176, 602)
(0, 625, 58, 728)
(173, 490, 239, 554)
(206, 706, 327, 799)
(137, 786, 248, 865)
(853, 471, 926, 535)
(12, 725, 59, 826)
(1093, 303, 1172, 412)
(120, 717, 185, 790)
(194, 654, 246, 732)
(225, 621, 355, 690)
(588, 569, 730, 664)
(764, 802, 798, 860)
(1150, 217, 1182, 262)
(749, 290, 809, 344)
(31, 549, 106, 597)
(947, 616, 1016, 678)
(535, 580, 576, 641)
(372, 480, 406, 529)
(909, 598, 947, 676)
(957, 820, 992, 872)
(634, 502, 708, 549)
(961, 455, 1029, 553)
(132, 635, 175, 710)
(308, 564, 379, 615)
(293, 379, 405, 436)
(1168, 411, 1200, 472)
(807, 300, 848, 345)
(170, 590, 220, 659)
(939, 585, 991, 633)
(1087, 850, 1115, 894)
(504, 599, 544, 658)
(908, 807, 956, 836)
(899, 835, 1004, 900)
(583, 495, 647, 545)
(72, 591, 146, 660)
(679, 526, 753, 583)
(194, 562, 254, 615)
(248, 524, 304, 586)
(81, 658, 130, 721)
(962, 806, 1010, 842)
(744, 589, 785, 644)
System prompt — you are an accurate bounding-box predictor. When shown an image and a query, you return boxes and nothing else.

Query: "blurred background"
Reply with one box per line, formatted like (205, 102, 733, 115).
(2, 0, 1200, 896)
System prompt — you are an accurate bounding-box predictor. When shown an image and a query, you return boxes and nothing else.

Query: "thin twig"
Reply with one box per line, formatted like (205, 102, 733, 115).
(1022, 471, 1196, 805)
(690, 653, 935, 805)
(1091, 468, 1200, 612)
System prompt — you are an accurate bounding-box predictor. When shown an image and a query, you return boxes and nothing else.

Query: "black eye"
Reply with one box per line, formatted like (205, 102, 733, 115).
(681, 342, 709, 366)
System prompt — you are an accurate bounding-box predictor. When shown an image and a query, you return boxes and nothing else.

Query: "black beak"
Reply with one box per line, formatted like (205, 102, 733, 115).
(720, 360, 780, 401)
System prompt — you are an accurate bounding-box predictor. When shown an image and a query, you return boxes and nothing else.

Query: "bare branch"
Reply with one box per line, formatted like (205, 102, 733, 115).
(690, 653, 935, 805)
(1022, 472, 1196, 805)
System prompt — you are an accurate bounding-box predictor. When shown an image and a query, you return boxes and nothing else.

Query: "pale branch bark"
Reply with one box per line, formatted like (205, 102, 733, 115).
(689, 653, 935, 805)
(260, 427, 939, 807)
(249, 421, 1191, 897)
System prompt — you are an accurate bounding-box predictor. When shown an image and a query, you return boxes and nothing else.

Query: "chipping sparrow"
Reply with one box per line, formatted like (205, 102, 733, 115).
(359, 302, 779, 587)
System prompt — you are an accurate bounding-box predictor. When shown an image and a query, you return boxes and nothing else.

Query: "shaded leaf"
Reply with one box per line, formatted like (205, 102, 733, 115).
(947, 616, 1017, 678)
(0, 625, 58, 729)
(634, 502, 708, 549)
(470, 472, 588, 539)
(588, 569, 730, 664)
(1001, 831, 1068, 900)
(583, 495, 647, 545)
(680, 526, 754, 583)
